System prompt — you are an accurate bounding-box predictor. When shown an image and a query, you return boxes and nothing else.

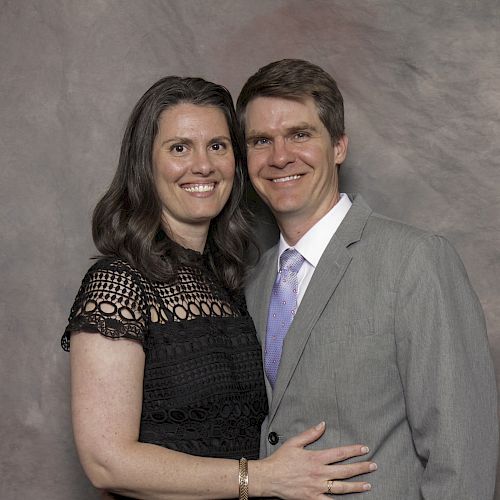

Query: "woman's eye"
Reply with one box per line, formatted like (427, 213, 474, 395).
(210, 142, 226, 151)
(171, 144, 186, 154)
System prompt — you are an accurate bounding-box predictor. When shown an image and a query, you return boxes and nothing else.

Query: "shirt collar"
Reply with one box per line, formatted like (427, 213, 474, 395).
(277, 193, 352, 269)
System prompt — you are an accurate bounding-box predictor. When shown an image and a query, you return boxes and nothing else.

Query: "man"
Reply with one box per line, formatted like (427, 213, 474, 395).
(237, 59, 498, 498)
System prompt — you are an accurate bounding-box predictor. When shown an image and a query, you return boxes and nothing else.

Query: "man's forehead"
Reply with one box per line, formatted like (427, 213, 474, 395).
(245, 95, 321, 129)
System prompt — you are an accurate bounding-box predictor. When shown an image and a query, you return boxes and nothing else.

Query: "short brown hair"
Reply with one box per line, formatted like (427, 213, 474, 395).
(237, 59, 345, 144)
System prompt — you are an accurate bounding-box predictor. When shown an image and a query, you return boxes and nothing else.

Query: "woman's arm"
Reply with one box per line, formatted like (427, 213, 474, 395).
(71, 331, 375, 499)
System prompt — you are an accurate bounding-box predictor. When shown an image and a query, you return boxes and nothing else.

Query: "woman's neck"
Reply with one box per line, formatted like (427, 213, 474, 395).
(162, 220, 209, 253)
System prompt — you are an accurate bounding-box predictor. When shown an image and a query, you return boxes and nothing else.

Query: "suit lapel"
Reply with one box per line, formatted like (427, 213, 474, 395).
(248, 246, 279, 345)
(246, 246, 279, 400)
(268, 195, 373, 420)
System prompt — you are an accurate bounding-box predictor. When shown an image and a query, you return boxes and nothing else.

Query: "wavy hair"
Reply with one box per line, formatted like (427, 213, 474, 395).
(92, 76, 256, 290)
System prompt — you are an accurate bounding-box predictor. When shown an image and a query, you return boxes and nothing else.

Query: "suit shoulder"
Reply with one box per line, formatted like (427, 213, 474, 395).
(366, 212, 444, 245)
(366, 212, 429, 240)
(362, 212, 461, 264)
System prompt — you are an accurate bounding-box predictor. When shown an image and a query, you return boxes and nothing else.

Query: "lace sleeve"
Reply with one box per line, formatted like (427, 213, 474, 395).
(61, 258, 148, 351)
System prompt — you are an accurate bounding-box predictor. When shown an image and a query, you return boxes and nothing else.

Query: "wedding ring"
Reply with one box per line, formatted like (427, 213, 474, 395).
(327, 479, 334, 494)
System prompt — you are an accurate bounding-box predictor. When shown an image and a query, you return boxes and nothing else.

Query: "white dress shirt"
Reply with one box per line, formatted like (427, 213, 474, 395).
(276, 193, 352, 306)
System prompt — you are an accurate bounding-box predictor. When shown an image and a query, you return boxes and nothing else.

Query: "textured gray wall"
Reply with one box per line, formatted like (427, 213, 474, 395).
(1, 1, 499, 498)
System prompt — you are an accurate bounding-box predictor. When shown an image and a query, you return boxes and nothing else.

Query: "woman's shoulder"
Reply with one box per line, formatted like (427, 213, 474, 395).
(62, 256, 151, 351)
(76, 256, 153, 313)
(86, 255, 138, 273)
(82, 256, 147, 286)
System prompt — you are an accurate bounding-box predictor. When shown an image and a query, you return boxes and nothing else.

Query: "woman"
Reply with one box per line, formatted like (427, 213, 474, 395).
(62, 76, 376, 499)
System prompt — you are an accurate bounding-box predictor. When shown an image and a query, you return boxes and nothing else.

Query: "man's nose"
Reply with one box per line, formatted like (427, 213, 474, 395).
(270, 138, 294, 168)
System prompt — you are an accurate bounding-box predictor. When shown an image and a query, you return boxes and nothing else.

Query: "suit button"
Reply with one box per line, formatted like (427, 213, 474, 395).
(268, 431, 279, 445)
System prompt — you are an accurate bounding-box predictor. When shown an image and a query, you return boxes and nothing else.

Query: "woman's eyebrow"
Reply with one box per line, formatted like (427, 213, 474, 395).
(208, 135, 231, 144)
(159, 136, 193, 147)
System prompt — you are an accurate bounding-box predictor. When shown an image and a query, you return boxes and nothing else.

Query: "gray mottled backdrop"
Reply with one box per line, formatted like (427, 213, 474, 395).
(1, 1, 499, 498)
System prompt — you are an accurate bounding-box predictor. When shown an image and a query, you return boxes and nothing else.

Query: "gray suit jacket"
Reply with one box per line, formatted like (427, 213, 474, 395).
(246, 195, 498, 499)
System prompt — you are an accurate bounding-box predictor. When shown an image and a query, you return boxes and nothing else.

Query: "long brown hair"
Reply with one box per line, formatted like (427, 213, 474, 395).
(92, 76, 256, 290)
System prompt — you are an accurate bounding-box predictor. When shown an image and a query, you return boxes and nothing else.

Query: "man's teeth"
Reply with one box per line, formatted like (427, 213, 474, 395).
(273, 175, 301, 183)
(183, 183, 215, 192)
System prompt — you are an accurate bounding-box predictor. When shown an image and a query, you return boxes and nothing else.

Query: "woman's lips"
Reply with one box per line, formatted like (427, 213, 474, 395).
(181, 182, 216, 193)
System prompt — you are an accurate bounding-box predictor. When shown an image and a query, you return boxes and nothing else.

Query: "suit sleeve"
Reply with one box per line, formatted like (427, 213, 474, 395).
(394, 235, 498, 499)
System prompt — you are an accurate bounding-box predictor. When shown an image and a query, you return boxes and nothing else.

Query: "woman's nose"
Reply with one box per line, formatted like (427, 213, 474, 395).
(191, 150, 215, 175)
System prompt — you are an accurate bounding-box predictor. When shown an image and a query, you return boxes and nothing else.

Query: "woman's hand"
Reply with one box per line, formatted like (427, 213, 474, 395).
(250, 422, 376, 499)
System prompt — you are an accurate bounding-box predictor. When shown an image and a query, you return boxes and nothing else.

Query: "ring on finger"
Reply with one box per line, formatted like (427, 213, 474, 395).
(326, 479, 334, 494)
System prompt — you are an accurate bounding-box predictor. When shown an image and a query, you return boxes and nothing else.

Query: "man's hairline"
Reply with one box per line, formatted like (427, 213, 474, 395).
(240, 93, 344, 146)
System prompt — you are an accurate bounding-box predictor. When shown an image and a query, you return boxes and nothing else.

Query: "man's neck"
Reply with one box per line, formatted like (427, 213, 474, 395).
(277, 194, 341, 246)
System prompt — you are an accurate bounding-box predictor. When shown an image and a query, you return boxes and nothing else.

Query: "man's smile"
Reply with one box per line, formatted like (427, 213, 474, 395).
(271, 174, 303, 183)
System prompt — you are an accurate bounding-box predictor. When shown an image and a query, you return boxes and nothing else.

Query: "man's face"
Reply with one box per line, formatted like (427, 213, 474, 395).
(244, 96, 347, 234)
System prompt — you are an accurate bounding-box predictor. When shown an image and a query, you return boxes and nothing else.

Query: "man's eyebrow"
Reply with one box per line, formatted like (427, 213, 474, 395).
(246, 123, 319, 141)
(286, 123, 319, 134)
(245, 130, 269, 142)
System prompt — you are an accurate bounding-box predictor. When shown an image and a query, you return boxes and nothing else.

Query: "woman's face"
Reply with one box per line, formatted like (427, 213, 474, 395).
(152, 103, 235, 241)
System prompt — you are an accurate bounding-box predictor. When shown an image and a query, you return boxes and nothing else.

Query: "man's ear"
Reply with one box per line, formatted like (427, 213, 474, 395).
(334, 134, 348, 165)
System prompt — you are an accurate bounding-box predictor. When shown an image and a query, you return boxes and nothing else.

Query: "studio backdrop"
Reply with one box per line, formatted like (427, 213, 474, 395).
(1, 1, 499, 498)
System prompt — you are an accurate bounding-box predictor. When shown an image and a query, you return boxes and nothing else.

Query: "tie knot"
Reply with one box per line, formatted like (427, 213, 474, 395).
(279, 248, 304, 274)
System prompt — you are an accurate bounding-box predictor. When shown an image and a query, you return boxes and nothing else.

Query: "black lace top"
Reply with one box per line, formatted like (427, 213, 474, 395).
(62, 255, 267, 462)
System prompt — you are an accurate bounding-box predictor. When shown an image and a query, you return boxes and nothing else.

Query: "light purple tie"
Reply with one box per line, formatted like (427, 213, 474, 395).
(265, 248, 305, 388)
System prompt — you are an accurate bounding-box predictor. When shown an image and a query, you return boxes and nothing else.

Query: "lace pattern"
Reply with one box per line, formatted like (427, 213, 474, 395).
(62, 256, 267, 462)
(62, 257, 243, 350)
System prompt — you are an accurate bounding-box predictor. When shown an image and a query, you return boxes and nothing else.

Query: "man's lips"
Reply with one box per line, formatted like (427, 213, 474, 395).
(181, 182, 216, 193)
(271, 174, 302, 183)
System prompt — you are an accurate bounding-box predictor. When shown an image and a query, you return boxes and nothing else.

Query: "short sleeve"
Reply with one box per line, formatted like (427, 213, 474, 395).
(61, 258, 148, 351)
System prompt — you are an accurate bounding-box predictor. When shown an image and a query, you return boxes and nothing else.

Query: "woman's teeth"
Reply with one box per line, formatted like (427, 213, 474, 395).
(183, 183, 215, 192)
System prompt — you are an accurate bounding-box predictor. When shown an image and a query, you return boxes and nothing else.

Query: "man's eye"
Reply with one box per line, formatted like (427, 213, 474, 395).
(294, 132, 309, 140)
(254, 138, 270, 146)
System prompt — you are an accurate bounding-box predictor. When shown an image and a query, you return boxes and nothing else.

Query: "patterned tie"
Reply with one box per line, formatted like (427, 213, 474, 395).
(265, 248, 305, 388)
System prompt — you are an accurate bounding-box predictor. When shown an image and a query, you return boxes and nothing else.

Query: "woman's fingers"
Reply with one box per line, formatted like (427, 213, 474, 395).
(283, 421, 327, 448)
(326, 460, 377, 479)
(319, 443, 371, 464)
(283, 424, 371, 467)
(317, 461, 376, 497)
(271, 425, 376, 498)
(322, 479, 373, 496)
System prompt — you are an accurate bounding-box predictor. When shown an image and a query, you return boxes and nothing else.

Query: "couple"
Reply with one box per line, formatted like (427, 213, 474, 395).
(63, 59, 498, 499)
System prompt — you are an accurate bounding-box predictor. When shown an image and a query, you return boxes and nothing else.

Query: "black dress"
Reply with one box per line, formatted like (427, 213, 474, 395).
(62, 254, 267, 480)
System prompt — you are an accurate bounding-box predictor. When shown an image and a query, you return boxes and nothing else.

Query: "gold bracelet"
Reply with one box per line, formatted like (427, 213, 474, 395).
(238, 457, 249, 500)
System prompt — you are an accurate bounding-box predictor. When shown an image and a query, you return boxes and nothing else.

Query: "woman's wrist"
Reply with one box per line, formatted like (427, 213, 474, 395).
(247, 459, 266, 498)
